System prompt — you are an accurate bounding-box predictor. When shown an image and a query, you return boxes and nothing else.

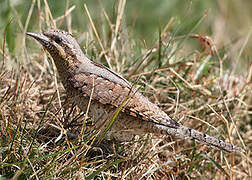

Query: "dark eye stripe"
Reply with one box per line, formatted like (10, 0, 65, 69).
(45, 43, 53, 51)
(55, 37, 62, 44)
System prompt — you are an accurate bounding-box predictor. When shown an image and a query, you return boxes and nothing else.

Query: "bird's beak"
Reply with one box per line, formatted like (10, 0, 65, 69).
(26, 32, 50, 46)
(27, 32, 67, 58)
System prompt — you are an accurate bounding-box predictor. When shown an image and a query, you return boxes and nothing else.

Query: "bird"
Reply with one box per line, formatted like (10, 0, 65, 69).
(26, 29, 244, 153)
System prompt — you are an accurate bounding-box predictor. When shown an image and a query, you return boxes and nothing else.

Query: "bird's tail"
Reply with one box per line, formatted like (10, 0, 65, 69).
(156, 121, 245, 153)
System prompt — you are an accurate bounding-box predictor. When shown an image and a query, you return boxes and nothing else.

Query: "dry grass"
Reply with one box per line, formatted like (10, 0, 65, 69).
(0, 0, 251, 179)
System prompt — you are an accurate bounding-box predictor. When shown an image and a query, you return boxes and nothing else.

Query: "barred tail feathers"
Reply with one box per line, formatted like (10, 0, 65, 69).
(155, 121, 244, 153)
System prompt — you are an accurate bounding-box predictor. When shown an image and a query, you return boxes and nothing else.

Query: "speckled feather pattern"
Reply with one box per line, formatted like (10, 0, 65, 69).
(27, 29, 245, 153)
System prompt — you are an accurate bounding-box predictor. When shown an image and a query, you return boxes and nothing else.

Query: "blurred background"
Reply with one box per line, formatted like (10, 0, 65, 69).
(0, 0, 251, 73)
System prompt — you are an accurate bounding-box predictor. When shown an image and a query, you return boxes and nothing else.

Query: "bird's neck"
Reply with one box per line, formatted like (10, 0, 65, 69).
(51, 54, 78, 84)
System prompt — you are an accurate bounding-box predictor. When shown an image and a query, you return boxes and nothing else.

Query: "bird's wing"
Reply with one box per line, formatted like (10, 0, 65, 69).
(68, 70, 180, 129)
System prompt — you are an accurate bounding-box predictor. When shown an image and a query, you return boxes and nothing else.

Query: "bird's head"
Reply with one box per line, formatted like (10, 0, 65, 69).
(27, 29, 83, 66)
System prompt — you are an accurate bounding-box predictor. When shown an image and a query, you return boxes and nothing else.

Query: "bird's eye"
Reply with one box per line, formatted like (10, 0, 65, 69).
(54, 37, 62, 44)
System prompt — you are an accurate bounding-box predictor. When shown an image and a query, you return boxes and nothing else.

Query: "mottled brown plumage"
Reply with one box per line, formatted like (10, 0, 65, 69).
(27, 29, 245, 153)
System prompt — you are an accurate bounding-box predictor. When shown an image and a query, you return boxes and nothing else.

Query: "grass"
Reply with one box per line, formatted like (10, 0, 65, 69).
(0, 0, 251, 179)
